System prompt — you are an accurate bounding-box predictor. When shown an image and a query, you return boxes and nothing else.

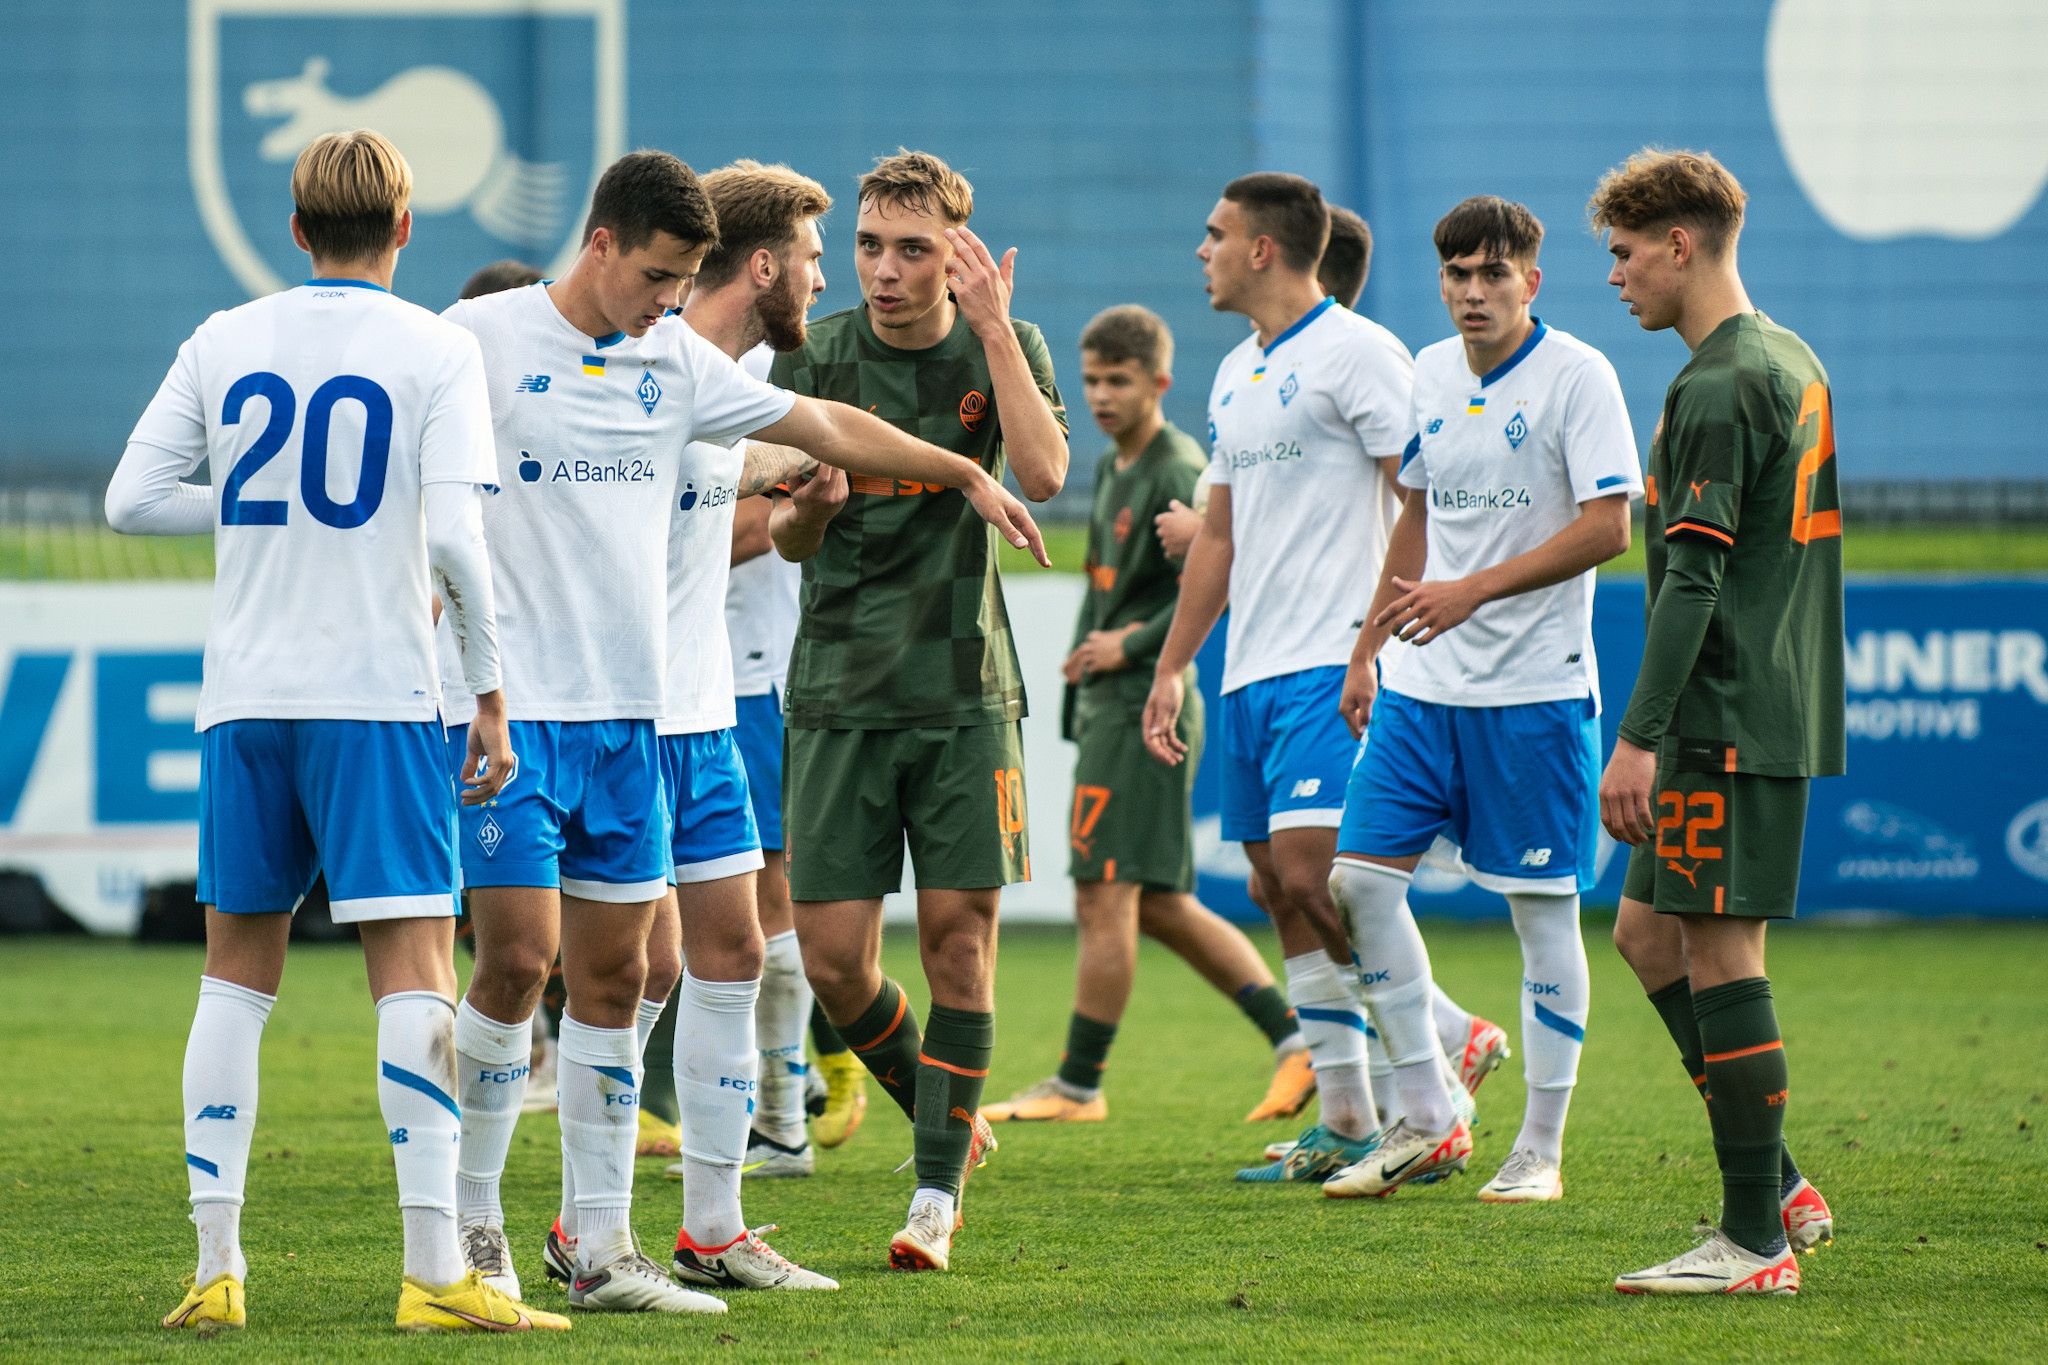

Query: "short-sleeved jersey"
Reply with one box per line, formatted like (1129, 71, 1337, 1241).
(1207, 298, 1412, 694)
(1388, 321, 1641, 709)
(126, 281, 496, 730)
(1636, 311, 1845, 777)
(1072, 422, 1206, 708)
(772, 305, 1067, 730)
(440, 284, 793, 723)
(658, 343, 775, 735)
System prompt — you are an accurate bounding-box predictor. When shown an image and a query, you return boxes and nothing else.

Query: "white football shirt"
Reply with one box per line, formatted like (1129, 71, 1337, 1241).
(124, 281, 496, 729)
(1207, 298, 1413, 693)
(1385, 320, 1641, 708)
(723, 350, 802, 700)
(658, 343, 775, 734)
(439, 285, 794, 723)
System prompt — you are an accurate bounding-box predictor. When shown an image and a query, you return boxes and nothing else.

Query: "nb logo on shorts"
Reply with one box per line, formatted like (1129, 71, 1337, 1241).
(477, 814, 504, 857)
(1518, 847, 1552, 867)
(1290, 778, 1322, 799)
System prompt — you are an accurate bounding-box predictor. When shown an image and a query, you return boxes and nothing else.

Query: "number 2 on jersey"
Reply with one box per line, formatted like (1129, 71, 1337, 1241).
(1790, 380, 1840, 545)
(219, 372, 393, 528)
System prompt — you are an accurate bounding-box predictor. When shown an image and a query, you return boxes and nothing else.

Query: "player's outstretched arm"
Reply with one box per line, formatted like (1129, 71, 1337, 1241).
(737, 441, 819, 500)
(1142, 487, 1234, 764)
(424, 483, 513, 805)
(752, 396, 1050, 566)
(943, 226, 1068, 501)
(1378, 494, 1631, 648)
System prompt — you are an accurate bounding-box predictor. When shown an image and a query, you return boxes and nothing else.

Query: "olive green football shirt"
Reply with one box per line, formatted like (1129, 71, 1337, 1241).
(1623, 312, 1846, 777)
(772, 305, 1067, 730)
(1069, 421, 1206, 713)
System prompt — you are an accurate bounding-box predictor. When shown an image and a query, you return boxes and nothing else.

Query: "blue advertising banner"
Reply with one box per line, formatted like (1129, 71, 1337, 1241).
(1189, 581, 2048, 920)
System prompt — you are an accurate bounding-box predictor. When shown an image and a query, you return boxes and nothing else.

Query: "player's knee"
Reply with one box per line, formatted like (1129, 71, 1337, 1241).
(642, 945, 683, 1003)
(922, 924, 994, 994)
(799, 945, 868, 1015)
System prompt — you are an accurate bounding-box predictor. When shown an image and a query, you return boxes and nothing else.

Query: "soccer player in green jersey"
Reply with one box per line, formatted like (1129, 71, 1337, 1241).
(1590, 149, 1843, 1296)
(981, 305, 1308, 1126)
(768, 150, 1069, 1271)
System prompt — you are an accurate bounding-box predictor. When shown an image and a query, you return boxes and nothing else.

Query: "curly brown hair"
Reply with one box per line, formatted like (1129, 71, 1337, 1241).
(1588, 148, 1747, 257)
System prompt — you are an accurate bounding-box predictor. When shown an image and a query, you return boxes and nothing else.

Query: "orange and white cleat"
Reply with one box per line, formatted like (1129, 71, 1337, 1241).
(1322, 1118, 1472, 1198)
(1244, 1047, 1316, 1122)
(1782, 1178, 1834, 1253)
(888, 1200, 953, 1272)
(982, 1079, 1106, 1123)
(1615, 1230, 1800, 1295)
(953, 1111, 998, 1231)
(1456, 1017, 1511, 1096)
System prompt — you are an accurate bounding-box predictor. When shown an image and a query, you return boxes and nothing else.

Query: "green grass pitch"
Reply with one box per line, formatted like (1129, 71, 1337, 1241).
(4, 922, 2045, 1360)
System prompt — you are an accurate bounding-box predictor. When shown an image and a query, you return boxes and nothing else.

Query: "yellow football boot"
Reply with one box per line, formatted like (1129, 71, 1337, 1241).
(161, 1272, 244, 1331)
(396, 1269, 571, 1332)
(812, 1050, 868, 1149)
(1245, 1046, 1316, 1122)
(982, 1078, 1107, 1123)
(636, 1108, 682, 1157)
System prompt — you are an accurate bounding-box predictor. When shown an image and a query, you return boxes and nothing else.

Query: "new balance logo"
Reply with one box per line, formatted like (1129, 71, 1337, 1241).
(1518, 847, 1553, 867)
(389, 1126, 410, 1145)
(195, 1104, 237, 1121)
(515, 374, 551, 393)
(1290, 778, 1322, 798)
(1524, 979, 1561, 997)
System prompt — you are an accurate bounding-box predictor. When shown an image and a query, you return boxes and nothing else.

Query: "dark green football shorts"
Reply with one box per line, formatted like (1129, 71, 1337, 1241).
(1066, 685, 1201, 892)
(1621, 767, 1810, 919)
(784, 721, 1028, 902)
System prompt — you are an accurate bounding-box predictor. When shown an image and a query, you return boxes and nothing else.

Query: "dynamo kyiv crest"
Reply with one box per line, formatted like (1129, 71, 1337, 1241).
(189, 0, 625, 299)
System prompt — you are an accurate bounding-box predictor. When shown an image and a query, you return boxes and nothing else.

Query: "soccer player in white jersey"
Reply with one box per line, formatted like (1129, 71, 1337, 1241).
(110, 131, 565, 1334)
(1143, 175, 1494, 1184)
(443, 150, 1045, 1314)
(625, 160, 838, 1291)
(1319, 197, 1640, 1200)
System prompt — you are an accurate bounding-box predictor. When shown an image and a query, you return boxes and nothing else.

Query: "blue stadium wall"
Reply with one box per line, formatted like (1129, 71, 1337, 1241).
(4, 0, 2044, 487)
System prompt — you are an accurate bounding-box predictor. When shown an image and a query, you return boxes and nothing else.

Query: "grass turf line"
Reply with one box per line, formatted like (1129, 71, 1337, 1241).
(3, 922, 2045, 1361)
(5, 522, 2048, 581)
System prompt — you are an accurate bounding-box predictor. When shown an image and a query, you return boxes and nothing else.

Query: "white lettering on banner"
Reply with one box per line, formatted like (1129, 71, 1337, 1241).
(1844, 699, 1981, 740)
(1842, 629, 2048, 703)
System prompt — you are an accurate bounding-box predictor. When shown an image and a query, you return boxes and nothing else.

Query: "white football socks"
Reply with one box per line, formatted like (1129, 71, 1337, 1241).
(1508, 892, 1589, 1163)
(1282, 951, 1376, 1139)
(1331, 858, 1456, 1136)
(182, 976, 274, 1283)
(454, 998, 532, 1230)
(634, 993, 667, 1065)
(754, 930, 812, 1147)
(556, 1015, 640, 1268)
(676, 972, 760, 1248)
(375, 991, 464, 1286)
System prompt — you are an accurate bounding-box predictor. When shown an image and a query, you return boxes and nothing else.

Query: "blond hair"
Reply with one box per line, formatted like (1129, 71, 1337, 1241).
(858, 149, 972, 225)
(1588, 148, 1748, 257)
(291, 129, 411, 262)
(697, 160, 833, 290)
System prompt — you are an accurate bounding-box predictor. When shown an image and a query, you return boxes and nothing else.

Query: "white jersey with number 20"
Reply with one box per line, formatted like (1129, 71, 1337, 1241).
(125, 280, 497, 730)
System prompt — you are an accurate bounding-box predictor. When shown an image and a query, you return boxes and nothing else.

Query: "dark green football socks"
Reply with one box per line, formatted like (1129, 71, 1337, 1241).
(1693, 977, 1792, 1255)
(1055, 1012, 1118, 1093)
(840, 979, 922, 1122)
(913, 1005, 995, 1197)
